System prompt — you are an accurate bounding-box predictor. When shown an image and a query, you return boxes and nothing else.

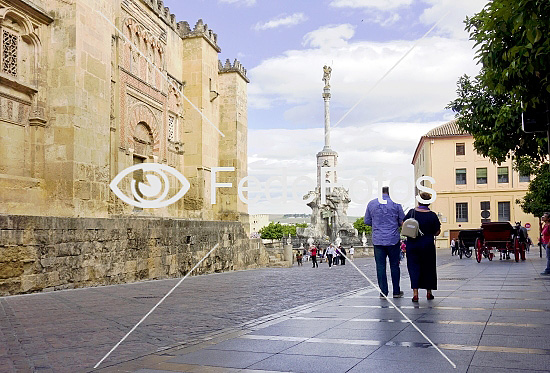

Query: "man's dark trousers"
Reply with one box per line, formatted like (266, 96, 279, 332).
(326, 254, 333, 267)
(374, 243, 401, 296)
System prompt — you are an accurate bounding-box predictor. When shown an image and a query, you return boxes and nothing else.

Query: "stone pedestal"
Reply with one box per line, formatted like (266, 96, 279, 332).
(283, 244, 293, 263)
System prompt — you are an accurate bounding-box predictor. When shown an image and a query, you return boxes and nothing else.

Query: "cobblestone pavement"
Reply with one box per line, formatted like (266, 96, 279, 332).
(2, 248, 548, 372)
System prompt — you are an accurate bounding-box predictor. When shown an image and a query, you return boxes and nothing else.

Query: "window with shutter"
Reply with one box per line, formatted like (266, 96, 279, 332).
(456, 143, 465, 156)
(456, 169, 466, 185)
(497, 167, 509, 183)
(456, 203, 468, 222)
(476, 168, 487, 184)
(498, 202, 510, 222)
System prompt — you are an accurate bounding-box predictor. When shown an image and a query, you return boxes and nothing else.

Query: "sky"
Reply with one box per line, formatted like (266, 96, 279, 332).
(164, 0, 489, 216)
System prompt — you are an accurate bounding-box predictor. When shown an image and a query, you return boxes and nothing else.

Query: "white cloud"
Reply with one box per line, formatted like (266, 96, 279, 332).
(302, 24, 355, 48)
(420, 0, 488, 39)
(246, 6, 485, 214)
(248, 27, 480, 120)
(330, 0, 413, 11)
(372, 13, 401, 27)
(247, 122, 442, 215)
(219, 0, 256, 6)
(253, 13, 308, 31)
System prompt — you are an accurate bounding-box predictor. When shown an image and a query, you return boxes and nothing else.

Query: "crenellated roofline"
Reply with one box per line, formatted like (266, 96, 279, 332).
(218, 58, 249, 83)
(138, 0, 220, 51)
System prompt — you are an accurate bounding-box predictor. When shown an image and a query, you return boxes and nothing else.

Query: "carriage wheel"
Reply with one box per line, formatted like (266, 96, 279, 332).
(465, 247, 473, 258)
(520, 242, 526, 261)
(514, 238, 520, 262)
(475, 238, 483, 263)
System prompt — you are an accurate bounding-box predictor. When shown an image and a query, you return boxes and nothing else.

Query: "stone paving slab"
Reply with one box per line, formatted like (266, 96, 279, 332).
(247, 354, 362, 373)
(2, 250, 550, 372)
(347, 358, 470, 373)
(280, 341, 379, 358)
(470, 350, 550, 371)
(0, 257, 383, 372)
(94, 249, 550, 373)
(167, 350, 273, 369)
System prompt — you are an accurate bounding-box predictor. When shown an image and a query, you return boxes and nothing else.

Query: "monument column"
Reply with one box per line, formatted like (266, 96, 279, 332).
(323, 66, 331, 150)
(317, 66, 338, 187)
(303, 66, 356, 245)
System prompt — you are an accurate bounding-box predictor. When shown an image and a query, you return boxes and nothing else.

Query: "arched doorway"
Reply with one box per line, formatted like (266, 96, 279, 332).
(132, 122, 153, 200)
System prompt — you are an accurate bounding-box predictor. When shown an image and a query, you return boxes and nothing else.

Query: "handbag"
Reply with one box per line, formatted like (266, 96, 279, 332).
(402, 208, 424, 238)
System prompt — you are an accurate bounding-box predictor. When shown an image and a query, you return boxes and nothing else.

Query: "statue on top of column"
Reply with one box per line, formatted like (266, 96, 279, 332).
(322, 65, 332, 88)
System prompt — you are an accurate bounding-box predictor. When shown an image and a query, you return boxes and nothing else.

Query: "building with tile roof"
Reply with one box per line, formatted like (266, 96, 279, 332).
(412, 120, 536, 248)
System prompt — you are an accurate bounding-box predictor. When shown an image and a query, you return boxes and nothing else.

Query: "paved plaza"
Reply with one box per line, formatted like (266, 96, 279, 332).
(1, 249, 550, 372)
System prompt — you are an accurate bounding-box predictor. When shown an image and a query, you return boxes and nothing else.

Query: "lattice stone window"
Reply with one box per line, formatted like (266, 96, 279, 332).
(2, 29, 18, 77)
(168, 115, 175, 141)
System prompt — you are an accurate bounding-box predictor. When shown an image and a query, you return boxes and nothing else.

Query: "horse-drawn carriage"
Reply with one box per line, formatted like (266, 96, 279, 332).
(474, 222, 528, 263)
(456, 229, 481, 259)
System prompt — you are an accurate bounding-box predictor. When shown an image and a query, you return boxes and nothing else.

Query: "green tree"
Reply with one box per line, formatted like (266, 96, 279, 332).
(516, 165, 550, 216)
(353, 217, 372, 235)
(259, 222, 284, 240)
(281, 223, 308, 236)
(447, 0, 550, 173)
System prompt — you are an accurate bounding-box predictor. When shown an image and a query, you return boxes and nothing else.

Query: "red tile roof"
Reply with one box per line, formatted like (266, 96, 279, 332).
(424, 119, 468, 137)
(412, 119, 470, 165)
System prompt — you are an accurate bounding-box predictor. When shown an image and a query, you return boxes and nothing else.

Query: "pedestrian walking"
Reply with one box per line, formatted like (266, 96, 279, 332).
(364, 186, 405, 298)
(349, 246, 354, 261)
(403, 192, 441, 302)
(326, 244, 335, 268)
(450, 238, 456, 256)
(334, 246, 340, 265)
(296, 250, 303, 266)
(311, 246, 318, 268)
(540, 212, 550, 276)
(340, 246, 346, 265)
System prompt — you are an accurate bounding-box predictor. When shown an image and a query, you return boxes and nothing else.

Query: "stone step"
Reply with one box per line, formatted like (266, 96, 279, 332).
(267, 260, 292, 268)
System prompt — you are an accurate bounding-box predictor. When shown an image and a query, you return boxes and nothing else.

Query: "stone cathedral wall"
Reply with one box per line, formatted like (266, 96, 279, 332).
(0, 214, 269, 296)
(0, 0, 250, 221)
(0, 0, 260, 295)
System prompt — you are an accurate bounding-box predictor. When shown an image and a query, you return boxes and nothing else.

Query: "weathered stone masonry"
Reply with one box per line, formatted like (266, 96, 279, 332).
(0, 215, 269, 296)
(0, 0, 264, 295)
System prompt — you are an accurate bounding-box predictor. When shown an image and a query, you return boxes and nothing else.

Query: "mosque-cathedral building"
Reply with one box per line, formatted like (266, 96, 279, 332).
(0, 0, 263, 295)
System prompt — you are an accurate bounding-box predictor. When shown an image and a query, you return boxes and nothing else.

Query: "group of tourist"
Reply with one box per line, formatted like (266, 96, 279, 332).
(297, 245, 354, 268)
(364, 186, 440, 302)
(296, 189, 550, 301)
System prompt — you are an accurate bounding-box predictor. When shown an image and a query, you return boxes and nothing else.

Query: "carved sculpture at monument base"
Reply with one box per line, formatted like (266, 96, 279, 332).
(298, 186, 360, 246)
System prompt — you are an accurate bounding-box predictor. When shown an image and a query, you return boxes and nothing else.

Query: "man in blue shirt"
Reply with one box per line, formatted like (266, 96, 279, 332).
(364, 186, 405, 298)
